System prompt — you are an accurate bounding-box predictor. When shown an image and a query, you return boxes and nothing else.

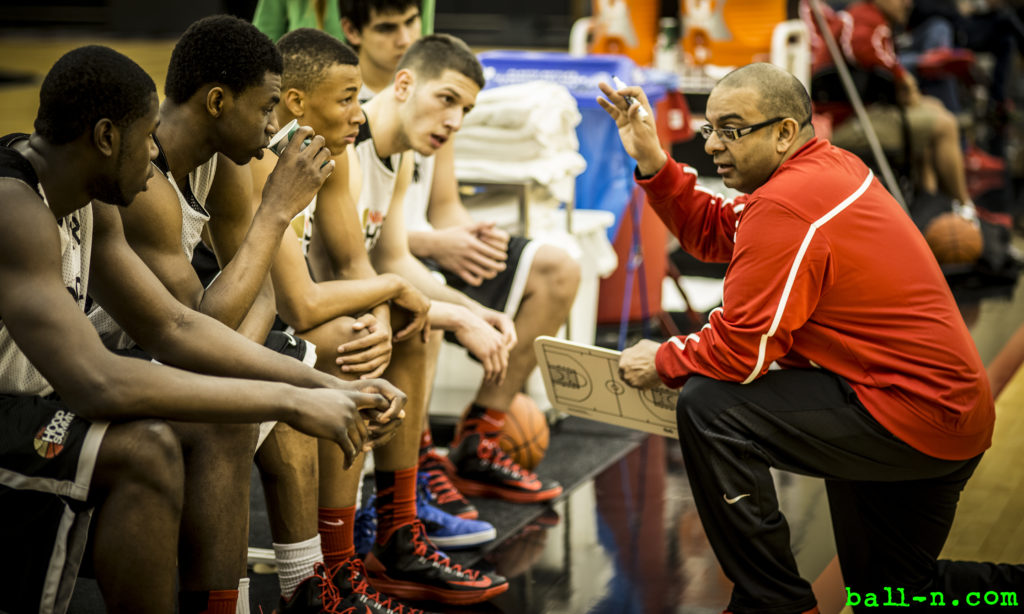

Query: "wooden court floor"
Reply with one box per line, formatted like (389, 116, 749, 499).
(0, 37, 176, 137)
(3, 35, 1024, 613)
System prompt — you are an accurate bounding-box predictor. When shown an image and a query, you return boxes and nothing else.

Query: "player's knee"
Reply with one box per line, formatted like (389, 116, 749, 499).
(256, 425, 317, 482)
(531, 244, 581, 305)
(323, 315, 363, 345)
(96, 420, 184, 502)
(199, 422, 259, 458)
(930, 103, 959, 137)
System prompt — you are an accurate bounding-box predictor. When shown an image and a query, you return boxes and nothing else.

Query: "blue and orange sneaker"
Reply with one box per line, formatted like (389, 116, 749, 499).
(416, 472, 495, 549)
(354, 488, 496, 554)
(418, 449, 478, 519)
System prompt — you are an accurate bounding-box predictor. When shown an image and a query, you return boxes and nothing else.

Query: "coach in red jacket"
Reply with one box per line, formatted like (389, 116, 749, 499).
(599, 63, 1018, 614)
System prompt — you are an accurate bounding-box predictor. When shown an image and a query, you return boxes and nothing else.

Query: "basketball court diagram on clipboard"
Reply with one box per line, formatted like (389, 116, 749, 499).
(534, 336, 680, 439)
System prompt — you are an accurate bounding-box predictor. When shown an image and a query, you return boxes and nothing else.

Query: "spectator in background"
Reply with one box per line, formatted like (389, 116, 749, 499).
(254, 0, 345, 41)
(806, 0, 982, 219)
(903, 0, 1024, 129)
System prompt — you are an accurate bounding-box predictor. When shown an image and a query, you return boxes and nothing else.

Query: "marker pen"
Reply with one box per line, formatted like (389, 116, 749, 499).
(612, 75, 650, 119)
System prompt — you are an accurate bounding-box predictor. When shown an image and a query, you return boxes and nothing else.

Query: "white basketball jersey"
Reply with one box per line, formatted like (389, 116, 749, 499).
(352, 121, 401, 251)
(167, 154, 218, 261)
(89, 146, 217, 346)
(0, 176, 93, 397)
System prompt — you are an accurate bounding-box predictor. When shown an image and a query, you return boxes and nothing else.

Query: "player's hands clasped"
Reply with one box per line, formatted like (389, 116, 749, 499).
(455, 308, 511, 386)
(288, 385, 387, 469)
(336, 313, 392, 379)
(344, 377, 407, 449)
(431, 222, 509, 286)
(474, 305, 517, 350)
(389, 277, 431, 342)
(262, 125, 335, 220)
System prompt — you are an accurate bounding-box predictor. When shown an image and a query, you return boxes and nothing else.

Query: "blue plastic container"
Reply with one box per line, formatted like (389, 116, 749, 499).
(476, 51, 669, 240)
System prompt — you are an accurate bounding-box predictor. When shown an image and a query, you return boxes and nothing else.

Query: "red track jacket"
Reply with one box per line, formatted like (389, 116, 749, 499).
(639, 138, 993, 460)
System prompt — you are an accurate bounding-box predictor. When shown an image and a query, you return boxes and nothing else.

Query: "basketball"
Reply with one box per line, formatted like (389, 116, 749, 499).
(497, 394, 550, 470)
(923, 212, 983, 265)
(459, 394, 550, 470)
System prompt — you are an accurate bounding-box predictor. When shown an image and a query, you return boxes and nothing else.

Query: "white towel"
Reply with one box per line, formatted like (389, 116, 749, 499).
(454, 81, 586, 201)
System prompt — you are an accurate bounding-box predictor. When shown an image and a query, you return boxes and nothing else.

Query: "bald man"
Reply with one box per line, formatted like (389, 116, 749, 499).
(602, 63, 1021, 614)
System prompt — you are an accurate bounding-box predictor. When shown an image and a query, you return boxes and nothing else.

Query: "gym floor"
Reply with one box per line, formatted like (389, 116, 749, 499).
(2, 36, 1023, 614)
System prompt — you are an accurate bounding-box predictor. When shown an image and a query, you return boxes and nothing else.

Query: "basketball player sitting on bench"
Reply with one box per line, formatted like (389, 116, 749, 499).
(86, 16, 408, 611)
(258, 29, 509, 607)
(341, 0, 580, 511)
(0, 45, 402, 614)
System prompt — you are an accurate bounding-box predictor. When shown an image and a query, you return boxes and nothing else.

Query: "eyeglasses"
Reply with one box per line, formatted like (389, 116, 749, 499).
(699, 117, 785, 142)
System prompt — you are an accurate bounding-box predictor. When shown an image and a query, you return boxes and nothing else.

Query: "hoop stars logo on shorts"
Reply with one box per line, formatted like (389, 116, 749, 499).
(34, 409, 76, 458)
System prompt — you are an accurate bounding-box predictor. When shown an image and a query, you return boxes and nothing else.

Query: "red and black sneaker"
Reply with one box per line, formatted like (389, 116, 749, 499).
(363, 520, 508, 605)
(329, 556, 435, 614)
(277, 562, 361, 613)
(419, 449, 478, 519)
(448, 432, 563, 503)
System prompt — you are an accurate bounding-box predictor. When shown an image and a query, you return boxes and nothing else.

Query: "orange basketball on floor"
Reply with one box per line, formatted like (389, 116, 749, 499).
(497, 394, 550, 471)
(923, 212, 983, 265)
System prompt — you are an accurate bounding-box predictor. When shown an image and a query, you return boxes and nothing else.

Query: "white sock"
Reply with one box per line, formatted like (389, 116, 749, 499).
(236, 578, 250, 614)
(273, 534, 324, 600)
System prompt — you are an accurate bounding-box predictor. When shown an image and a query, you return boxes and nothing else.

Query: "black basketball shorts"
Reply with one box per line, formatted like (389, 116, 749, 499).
(0, 394, 107, 614)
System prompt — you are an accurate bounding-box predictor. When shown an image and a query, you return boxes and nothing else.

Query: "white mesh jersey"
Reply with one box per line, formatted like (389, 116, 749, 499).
(358, 84, 435, 234)
(89, 145, 218, 346)
(352, 120, 401, 251)
(298, 194, 318, 257)
(0, 162, 93, 396)
(166, 153, 218, 260)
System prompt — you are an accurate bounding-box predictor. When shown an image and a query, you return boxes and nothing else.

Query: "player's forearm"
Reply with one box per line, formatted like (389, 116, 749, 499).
(370, 302, 391, 329)
(280, 274, 403, 333)
(426, 301, 475, 332)
(333, 248, 382, 283)
(407, 229, 435, 260)
(235, 281, 278, 343)
(146, 307, 338, 390)
(427, 197, 474, 229)
(68, 355, 307, 424)
(199, 205, 291, 328)
(384, 255, 477, 311)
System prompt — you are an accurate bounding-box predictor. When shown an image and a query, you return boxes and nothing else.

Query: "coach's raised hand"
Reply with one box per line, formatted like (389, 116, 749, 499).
(597, 81, 666, 177)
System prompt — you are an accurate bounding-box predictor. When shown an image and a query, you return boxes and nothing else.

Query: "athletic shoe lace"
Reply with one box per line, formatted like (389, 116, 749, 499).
(408, 521, 480, 579)
(334, 558, 423, 614)
(420, 468, 463, 505)
(311, 561, 346, 613)
(477, 437, 529, 479)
